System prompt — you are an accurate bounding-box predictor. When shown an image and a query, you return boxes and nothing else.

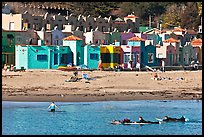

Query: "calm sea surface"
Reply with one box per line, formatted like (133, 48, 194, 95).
(2, 100, 202, 135)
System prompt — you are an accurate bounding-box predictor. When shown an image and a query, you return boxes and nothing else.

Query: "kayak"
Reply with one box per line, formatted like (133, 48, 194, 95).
(111, 120, 161, 125)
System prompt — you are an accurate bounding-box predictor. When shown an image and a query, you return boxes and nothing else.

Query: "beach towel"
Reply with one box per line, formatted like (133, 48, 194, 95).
(82, 74, 96, 81)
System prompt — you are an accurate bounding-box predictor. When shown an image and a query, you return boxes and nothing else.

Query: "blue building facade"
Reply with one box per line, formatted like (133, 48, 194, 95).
(15, 43, 72, 69)
(84, 45, 100, 69)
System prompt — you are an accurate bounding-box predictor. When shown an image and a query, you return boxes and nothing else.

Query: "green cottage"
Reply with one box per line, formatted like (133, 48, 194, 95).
(2, 30, 15, 66)
(15, 40, 72, 69)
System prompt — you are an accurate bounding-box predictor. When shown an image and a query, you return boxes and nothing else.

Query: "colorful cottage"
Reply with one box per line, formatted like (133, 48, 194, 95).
(120, 32, 135, 45)
(62, 35, 84, 66)
(110, 31, 121, 44)
(127, 36, 157, 67)
(157, 38, 181, 66)
(84, 30, 105, 45)
(183, 42, 197, 66)
(191, 38, 202, 65)
(2, 30, 15, 66)
(143, 42, 158, 67)
(84, 44, 100, 69)
(100, 45, 120, 68)
(2, 29, 40, 66)
(120, 36, 143, 68)
(15, 41, 72, 69)
(103, 32, 111, 44)
(163, 38, 183, 66)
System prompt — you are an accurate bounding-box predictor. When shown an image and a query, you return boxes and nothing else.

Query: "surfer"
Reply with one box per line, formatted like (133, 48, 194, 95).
(48, 102, 60, 112)
(137, 116, 159, 124)
(162, 116, 186, 122)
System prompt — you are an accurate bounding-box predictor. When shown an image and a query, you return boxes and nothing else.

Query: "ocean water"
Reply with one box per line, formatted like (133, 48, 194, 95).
(2, 100, 202, 135)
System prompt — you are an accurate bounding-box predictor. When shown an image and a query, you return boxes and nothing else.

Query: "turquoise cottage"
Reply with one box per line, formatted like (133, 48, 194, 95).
(84, 44, 100, 69)
(15, 40, 72, 69)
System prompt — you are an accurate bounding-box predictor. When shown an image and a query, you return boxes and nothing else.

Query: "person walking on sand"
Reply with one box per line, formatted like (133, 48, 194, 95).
(48, 102, 60, 112)
(161, 60, 165, 72)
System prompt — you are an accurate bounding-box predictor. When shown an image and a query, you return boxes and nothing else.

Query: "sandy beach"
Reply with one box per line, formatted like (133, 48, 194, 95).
(2, 69, 202, 102)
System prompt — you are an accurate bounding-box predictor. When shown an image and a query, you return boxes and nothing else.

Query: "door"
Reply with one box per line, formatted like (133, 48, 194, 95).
(77, 52, 80, 66)
(169, 53, 173, 66)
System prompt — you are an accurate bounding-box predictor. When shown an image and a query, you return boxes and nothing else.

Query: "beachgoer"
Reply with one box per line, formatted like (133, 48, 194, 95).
(161, 60, 165, 72)
(128, 60, 133, 70)
(193, 62, 198, 70)
(10, 64, 14, 71)
(98, 59, 102, 71)
(153, 70, 159, 80)
(48, 102, 59, 112)
(136, 62, 140, 71)
(163, 116, 185, 122)
(3, 64, 7, 71)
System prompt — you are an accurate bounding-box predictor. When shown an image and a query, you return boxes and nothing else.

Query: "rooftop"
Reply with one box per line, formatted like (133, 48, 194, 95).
(163, 38, 180, 43)
(191, 38, 202, 47)
(62, 35, 82, 40)
(128, 36, 145, 41)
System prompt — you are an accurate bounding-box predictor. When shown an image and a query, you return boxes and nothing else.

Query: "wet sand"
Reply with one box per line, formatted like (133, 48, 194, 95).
(2, 70, 202, 102)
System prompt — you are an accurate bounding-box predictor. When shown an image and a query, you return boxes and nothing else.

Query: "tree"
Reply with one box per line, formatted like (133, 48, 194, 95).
(180, 2, 200, 30)
(161, 3, 185, 28)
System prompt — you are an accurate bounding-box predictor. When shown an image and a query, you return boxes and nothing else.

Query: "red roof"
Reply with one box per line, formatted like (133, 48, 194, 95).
(124, 15, 139, 18)
(191, 38, 202, 47)
(63, 35, 82, 41)
(128, 36, 145, 41)
(163, 38, 180, 43)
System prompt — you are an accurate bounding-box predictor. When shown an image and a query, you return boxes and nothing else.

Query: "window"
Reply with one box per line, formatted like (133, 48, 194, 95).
(89, 26, 92, 31)
(54, 53, 58, 65)
(124, 53, 135, 63)
(7, 34, 14, 39)
(61, 54, 68, 64)
(7, 34, 14, 45)
(122, 40, 127, 45)
(37, 55, 47, 61)
(90, 53, 99, 60)
(28, 23, 31, 29)
(9, 22, 14, 30)
(102, 26, 106, 32)
(148, 53, 154, 63)
(46, 24, 51, 30)
(124, 54, 130, 63)
(101, 53, 111, 63)
(80, 26, 83, 31)
(158, 53, 163, 58)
